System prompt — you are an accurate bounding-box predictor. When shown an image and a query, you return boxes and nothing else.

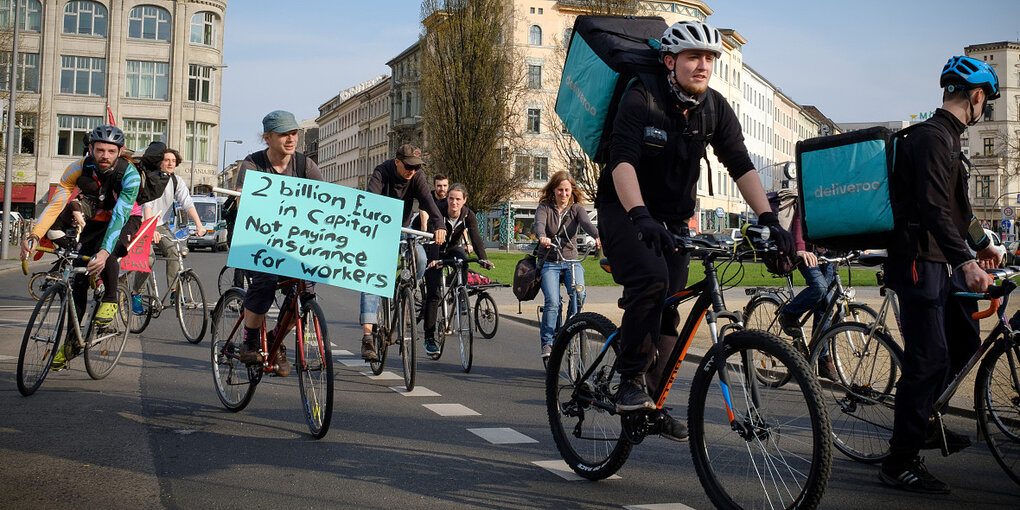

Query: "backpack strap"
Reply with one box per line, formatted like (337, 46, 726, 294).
(252, 149, 307, 178)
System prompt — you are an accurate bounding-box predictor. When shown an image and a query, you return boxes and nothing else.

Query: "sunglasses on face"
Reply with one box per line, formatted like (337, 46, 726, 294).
(405, 164, 421, 171)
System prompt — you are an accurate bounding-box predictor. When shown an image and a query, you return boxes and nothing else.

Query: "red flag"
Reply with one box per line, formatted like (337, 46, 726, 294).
(120, 217, 158, 272)
(106, 103, 116, 126)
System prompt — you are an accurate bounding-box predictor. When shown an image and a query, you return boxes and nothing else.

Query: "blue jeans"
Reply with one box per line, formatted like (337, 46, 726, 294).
(539, 261, 585, 346)
(783, 262, 832, 320)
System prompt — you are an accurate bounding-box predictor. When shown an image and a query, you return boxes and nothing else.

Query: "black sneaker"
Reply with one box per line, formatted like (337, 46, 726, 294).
(879, 457, 950, 494)
(659, 413, 689, 442)
(923, 425, 973, 454)
(615, 379, 655, 412)
(361, 334, 378, 362)
(777, 312, 802, 337)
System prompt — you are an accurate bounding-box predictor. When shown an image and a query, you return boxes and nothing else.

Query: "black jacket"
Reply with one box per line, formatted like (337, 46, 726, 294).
(888, 108, 973, 267)
(367, 159, 444, 231)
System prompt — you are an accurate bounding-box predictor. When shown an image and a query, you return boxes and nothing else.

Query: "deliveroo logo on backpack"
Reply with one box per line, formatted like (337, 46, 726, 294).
(802, 139, 893, 238)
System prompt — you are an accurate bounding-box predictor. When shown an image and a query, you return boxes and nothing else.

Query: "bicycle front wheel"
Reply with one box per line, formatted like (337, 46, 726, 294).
(211, 289, 259, 411)
(689, 329, 832, 510)
(456, 287, 473, 372)
(474, 291, 498, 339)
(368, 296, 390, 375)
(546, 312, 631, 480)
(28, 272, 55, 301)
(812, 322, 901, 463)
(297, 299, 333, 439)
(397, 287, 417, 391)
(176, 271, 208, 343)
(17, 284, 67, 396)
(744, 295, 794, 388)
(975, 337, 1020, 485)
(84, 287, 131, 380)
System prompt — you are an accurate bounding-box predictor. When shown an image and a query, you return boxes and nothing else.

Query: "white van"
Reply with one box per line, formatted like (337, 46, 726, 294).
(188, 196, 228, 251)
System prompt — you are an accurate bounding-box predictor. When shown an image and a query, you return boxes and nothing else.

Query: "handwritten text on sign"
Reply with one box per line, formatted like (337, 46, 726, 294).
(227, 172, 402, 297)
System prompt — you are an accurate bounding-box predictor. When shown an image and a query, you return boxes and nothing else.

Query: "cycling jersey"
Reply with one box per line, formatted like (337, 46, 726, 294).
(32, 156, 140, 254)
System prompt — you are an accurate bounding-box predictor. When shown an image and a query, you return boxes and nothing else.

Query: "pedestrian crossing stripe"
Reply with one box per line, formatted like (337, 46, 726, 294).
(422, 403, 479, 417)
(468, 427, 538, 444)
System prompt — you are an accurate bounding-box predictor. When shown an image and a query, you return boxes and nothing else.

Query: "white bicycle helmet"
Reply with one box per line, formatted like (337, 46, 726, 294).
(659, 20, 723, 58)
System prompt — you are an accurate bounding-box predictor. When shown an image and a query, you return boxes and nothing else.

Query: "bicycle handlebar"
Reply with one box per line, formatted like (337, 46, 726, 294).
(401, 226, 434, 240)
(212, 186, 241, 197)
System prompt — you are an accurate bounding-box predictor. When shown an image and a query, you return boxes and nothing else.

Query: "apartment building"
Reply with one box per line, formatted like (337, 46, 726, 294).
(0, 0, 227, 217)
(315, 74, 390, 190)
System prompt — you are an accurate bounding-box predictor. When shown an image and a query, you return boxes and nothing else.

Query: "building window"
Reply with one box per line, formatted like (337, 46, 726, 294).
(59, 56, 105, 96)
(188, 64, 212, 103)
(190, 12, 217, 46)
(569, 157, 585, 181)
(975, 175, 992, 198)
(57, 114, 101, 156)
(63, 1, 107, 37)
(527, 108, 541, 133)
(0, 52, 38, 92)
(186, 122, 212, 163)
(405, 92, 411, 117)
(125, 61, 169, 100)
(527, 65, 542, 89)
(533, 156, 549, 181)
(983, 102, 994, 122)
(529, 25, 542, 46)
(2, 111, 35, 154)
(514, 154, 530, 178)
(984, 137, 995, 156)
(128, 5, 171, 41)
(0, 0, 42, 32)
(122, 119, 167, 150)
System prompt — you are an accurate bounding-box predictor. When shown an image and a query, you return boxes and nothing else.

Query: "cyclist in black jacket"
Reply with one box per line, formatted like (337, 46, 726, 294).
(595, 20, 794, 442)
(879, 56, 1002, 494)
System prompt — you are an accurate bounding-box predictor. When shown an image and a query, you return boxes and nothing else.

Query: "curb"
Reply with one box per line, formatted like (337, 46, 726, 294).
(502, 308, 976, 420)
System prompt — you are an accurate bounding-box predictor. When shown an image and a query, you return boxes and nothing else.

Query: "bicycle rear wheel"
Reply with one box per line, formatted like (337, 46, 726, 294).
(546, 312, 631, 480)
(456, 287, 473, 372)
(743, 295, 794, 388)
(17, 284, 67, 396)
(397, 287, 417, 391)
(84, 287, 131, 380)
(368, 296, 390, 375)
(689, 329, 831, 510)
(127, 276, 155, 334)
(297, 299, 333, 439)
(176, 270, 208, 344)
(211, 289, 259, 410)
(474, 291, 498, 339)
(975, 337, 1020, 485)
(217, 265, 249, 295)
(812, 321, 901, 463)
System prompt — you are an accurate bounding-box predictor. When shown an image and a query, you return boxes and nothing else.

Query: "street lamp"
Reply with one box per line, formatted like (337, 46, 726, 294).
(189, 63, 227, 192)
(221, 139, 242, 188)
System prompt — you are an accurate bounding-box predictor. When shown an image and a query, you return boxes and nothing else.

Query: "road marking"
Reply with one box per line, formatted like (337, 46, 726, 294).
(0, 355, 16, 362)
(361, 371, 402, 380)
(333, 347, 350, 354)
(389, 386, 440, 397)
(422, 403, 479, 417)
(532, 459, 621, 481)
(336, 358, 369, 367)
(624, 504, 697, 510)
(468, 427, 538, 444)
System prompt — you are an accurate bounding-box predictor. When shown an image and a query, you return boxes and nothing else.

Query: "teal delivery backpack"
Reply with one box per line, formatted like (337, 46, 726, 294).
(555, 15, 667, 164)
(795, 126, 896, 250)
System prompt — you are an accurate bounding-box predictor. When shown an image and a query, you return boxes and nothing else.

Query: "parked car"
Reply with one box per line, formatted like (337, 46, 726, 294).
(188, 195, 229, 251)
(1004, 239, 1019, 266)
(692, 232, 736, 250)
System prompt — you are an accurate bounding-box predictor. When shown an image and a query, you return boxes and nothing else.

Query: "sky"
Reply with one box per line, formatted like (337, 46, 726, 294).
(218, 0, 1020, 162)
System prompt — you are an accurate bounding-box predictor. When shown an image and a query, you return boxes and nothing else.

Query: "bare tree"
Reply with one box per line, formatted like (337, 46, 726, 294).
(0, 24, 43, 183)
(419, 0, 529, 213)
(545, 0, 639, 202)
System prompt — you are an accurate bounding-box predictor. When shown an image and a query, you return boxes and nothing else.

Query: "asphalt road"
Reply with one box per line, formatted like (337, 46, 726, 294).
(0, 250, 1017, 509)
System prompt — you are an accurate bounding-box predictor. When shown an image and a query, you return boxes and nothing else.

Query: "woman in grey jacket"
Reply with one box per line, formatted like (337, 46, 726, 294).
(533, 171, 600, 360)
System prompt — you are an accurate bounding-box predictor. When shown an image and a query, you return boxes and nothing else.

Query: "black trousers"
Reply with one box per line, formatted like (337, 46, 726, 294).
(884, 258, 980, 463)
(71, 215, 142, 322)
(597, 200, 689, 383)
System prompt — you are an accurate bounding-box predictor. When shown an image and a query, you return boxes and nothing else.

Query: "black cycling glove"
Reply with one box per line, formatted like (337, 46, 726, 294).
(757, 211, 795, 256)
(628, 206, 675, 257)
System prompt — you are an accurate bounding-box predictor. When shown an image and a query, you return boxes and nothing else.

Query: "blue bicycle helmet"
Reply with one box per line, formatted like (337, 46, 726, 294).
(940, 56, 1000, 100)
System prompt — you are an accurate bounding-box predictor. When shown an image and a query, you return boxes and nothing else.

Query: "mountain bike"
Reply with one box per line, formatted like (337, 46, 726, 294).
(743, 251, 881, 387)
(427, 257, 487, 372)
(368, 227, 432, 391)
(17, 246, 131, 396)
(126, 231, 208, 343)
(210, 278, 333, 438)
(811, 260, 1020, 487)
(546, 228, 832, 509)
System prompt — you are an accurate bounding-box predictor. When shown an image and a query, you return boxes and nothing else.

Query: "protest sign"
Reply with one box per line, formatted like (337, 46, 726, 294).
(120, 216, 158, 272)
(227, 172, 402, 297)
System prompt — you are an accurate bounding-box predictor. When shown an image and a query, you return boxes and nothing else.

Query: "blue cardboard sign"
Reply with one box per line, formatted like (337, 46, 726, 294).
(227, 172, 402, 297)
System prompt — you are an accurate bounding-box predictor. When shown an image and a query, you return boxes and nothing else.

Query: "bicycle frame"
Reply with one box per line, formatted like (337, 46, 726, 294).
(219, 279, 318, 374)
(435, 258, 476, 333)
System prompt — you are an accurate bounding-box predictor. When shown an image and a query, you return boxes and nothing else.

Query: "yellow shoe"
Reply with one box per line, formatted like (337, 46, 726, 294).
(94, 301, 118, 326)
(51, 344, 74, 370)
